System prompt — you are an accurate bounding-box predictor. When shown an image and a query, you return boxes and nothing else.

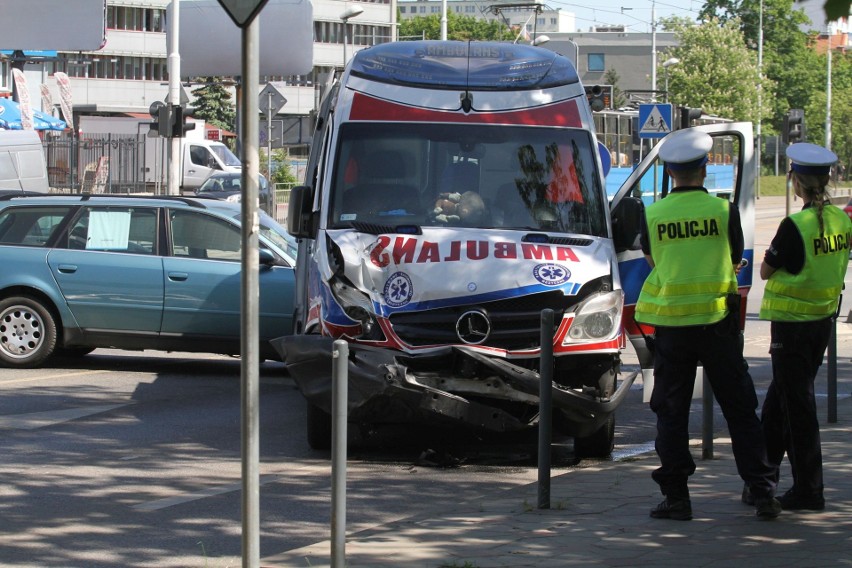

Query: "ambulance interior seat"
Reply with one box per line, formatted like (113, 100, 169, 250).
(342, 150, 420, 218)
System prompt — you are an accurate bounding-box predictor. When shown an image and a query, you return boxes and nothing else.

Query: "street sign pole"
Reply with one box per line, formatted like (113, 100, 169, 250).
(212, 2, 270, 567)
(167, 0, 181, 196)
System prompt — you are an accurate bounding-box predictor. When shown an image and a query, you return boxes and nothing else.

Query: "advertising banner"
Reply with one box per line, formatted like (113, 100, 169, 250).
(12, 69, 33, 131)
(54, 72, 75, 131)
(40, 84, 54, 114)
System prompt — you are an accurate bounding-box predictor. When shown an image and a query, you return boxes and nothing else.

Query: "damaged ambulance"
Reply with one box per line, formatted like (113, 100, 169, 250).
(275, 40, 756, 458)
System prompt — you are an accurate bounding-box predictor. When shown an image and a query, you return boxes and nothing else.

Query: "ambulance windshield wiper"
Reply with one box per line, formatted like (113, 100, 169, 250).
(349, 221, 422, 235)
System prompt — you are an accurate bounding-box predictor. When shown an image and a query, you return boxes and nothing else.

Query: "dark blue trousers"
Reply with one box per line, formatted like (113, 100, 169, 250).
(650, 321, 777, 499)
(761, 318, 831, 498)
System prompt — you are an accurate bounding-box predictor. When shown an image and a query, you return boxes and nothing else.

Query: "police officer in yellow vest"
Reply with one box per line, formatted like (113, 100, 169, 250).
(636, 129, 781, 520)
(756, 143, 851, 511)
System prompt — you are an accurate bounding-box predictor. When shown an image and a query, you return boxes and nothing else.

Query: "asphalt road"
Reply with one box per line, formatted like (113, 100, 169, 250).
(0, 195, 849, 567)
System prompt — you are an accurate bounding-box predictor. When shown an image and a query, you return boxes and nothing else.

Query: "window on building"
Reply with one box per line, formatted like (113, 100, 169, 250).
(588, 53, 605, 72)
(551, 17, 557, 25)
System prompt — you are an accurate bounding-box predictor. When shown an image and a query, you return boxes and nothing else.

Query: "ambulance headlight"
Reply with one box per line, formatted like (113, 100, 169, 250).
(330, 279, 378, 336)
(567, 290, 623, 341)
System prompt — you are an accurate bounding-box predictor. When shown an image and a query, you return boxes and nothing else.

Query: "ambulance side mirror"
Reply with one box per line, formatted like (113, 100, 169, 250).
(611, 196, 644, 253)
(287, 185, 316, 239)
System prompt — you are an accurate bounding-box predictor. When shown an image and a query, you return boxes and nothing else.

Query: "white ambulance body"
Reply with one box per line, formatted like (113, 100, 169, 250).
(279, 40, 755, 457)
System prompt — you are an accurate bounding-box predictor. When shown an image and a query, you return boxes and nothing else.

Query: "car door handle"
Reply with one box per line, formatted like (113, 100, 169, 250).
(168, 272, 189, 281)
(57, 264, 78, 273)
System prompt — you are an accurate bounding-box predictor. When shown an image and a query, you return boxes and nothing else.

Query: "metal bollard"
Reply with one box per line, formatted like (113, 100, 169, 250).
(538, 309, 554, 510)
(331, 340, 349, 568)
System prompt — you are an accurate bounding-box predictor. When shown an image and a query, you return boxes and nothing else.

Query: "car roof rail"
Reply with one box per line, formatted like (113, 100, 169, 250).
(0, 192, 210, 209)
(74, 193, 210, 208)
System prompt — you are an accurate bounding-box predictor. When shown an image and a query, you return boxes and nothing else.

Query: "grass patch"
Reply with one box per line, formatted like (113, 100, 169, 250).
(757, 176, 788, 196)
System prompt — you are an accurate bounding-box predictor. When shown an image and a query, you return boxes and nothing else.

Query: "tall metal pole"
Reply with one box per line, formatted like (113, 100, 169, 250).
(167, 0, 181, 196)
(756, 0, 763, 199)
(240, 17, 261, 568)
(650, 0, 657, 98)
(441, 0, 448, 40)
(826, 28, 832, 150)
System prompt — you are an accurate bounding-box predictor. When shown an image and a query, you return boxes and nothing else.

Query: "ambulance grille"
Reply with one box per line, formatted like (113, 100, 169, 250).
(389, 291, 567, 349)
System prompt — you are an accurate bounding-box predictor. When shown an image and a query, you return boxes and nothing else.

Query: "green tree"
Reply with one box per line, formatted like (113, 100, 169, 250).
(191, 78, 236, 132)
(661, 18, 770, 123)
(261, 149, 298, 187)
(603, 68, 627, 109)
(399, 12, 515, 41)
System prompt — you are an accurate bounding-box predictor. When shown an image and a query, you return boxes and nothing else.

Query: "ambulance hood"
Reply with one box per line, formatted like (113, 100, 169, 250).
(326, 227, 615, 315)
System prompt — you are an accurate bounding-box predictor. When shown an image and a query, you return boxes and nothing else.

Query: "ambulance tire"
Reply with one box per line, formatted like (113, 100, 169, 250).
(306, 401, 332, 450)
(573, 369, 617, 458)
(573, 415, 615, 459)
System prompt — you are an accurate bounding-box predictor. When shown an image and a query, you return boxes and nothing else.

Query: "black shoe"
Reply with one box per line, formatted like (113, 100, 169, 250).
(778, 489, 825, 511)
(650, 497, 692, 521)
(741, 484, 755, 506)
(754, 496, 782, 519)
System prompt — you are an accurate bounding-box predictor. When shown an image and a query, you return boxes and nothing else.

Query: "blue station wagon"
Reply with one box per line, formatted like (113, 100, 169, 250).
(0, 194, 297, 368)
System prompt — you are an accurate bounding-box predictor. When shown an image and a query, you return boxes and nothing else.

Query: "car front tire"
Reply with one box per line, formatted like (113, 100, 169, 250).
(0, 296, 57, 368)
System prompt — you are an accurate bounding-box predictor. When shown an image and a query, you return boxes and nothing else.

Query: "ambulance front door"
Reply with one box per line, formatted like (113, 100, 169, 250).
(609, 122, 756, 370)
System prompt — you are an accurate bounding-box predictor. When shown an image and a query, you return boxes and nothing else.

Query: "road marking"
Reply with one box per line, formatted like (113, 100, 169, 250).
(133, 474, 283, 511)
(0, 404, 130, 430)
(0, 370, 111, 385)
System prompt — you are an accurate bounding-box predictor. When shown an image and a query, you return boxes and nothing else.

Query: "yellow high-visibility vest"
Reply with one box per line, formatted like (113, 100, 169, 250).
(760, 205, 852, 321)
(635, 191, 738, 327)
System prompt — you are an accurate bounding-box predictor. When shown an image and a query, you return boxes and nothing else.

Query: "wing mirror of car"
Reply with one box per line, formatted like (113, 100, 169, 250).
(611, 196, 644, 253)
(259, 248, 276, 266)
(287, 185, 316, 239)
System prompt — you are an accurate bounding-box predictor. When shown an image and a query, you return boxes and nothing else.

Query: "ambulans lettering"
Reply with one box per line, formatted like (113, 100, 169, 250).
(368, 235, 580, 267)
(655, 218, 720, 241)
(812, 231, 851, 256)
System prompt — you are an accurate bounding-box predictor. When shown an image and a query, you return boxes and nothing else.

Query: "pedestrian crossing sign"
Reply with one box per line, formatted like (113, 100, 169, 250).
(638, 104, 673, 139)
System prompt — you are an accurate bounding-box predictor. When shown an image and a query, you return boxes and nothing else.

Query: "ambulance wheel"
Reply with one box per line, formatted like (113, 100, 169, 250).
(573, 369, 617, 458)
(306, 401, 332, 450)
(573, 415, 615, 459)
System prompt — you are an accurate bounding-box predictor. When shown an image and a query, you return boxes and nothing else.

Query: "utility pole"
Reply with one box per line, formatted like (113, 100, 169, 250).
(167, 0, 181, 196)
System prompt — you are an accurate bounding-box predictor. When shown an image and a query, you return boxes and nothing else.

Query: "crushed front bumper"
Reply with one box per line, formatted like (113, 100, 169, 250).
(271, 334, 637, 433)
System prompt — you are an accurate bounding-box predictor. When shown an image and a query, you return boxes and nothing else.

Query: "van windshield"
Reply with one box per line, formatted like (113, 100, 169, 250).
(329, 123, 607, 237)
(211, 144, 241, 167)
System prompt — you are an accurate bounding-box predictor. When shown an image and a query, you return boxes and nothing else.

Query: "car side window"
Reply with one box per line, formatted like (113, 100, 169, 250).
(66, 207, 157, 254)
(169, 209, 241, 261)
(0, 206, 73, 247)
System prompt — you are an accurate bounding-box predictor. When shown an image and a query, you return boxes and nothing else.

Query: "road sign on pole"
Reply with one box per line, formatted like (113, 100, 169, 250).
(216, 0, 270, 27)
(638, 103, 673, 138)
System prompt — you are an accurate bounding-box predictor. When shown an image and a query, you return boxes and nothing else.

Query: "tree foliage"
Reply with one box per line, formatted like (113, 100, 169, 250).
(398, 11, 515, 42)
(661, 18, 769, 123)
(190, 78, 236, 132)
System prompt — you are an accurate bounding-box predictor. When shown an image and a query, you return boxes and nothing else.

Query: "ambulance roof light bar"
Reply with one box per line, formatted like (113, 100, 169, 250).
(349, 40, 579, 91)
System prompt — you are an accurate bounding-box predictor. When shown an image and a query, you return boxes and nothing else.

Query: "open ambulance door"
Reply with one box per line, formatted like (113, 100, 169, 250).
(609, 122, 756, 370)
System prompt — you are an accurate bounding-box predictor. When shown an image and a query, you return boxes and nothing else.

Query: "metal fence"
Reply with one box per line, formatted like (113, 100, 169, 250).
(42, 132, 149, 194)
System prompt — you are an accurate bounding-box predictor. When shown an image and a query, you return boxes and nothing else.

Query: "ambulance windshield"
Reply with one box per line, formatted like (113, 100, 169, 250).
(329, 123, 607, 237)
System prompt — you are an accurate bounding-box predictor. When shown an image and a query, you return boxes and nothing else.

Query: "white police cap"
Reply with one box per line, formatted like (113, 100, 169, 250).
(786, 143, 837, 175)
(659, 129, 713, 170)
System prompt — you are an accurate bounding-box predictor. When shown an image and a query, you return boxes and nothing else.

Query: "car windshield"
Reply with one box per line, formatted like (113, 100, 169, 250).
(328, 122, 607, 237)
(211, 144, 242, 167)
(225, 209, 297, 260)
(199, 176, 239, 192)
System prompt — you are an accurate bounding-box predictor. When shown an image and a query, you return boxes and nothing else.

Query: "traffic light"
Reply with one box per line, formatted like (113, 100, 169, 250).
(147, 100, 170, 137)
(679, 106, 702, 129)
(584, 85, 613, 112)
(171, 105, 197, 138)
(782, 108, 805, 145)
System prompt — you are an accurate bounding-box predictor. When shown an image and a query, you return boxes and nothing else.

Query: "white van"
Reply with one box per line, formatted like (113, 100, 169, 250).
(278, 41, 755, 457)
(0, 130, 49, 193)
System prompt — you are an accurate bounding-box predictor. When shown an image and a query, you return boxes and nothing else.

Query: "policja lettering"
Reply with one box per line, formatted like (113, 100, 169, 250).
(812, 230, 851, 255)
(656, 218, 720, 241)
